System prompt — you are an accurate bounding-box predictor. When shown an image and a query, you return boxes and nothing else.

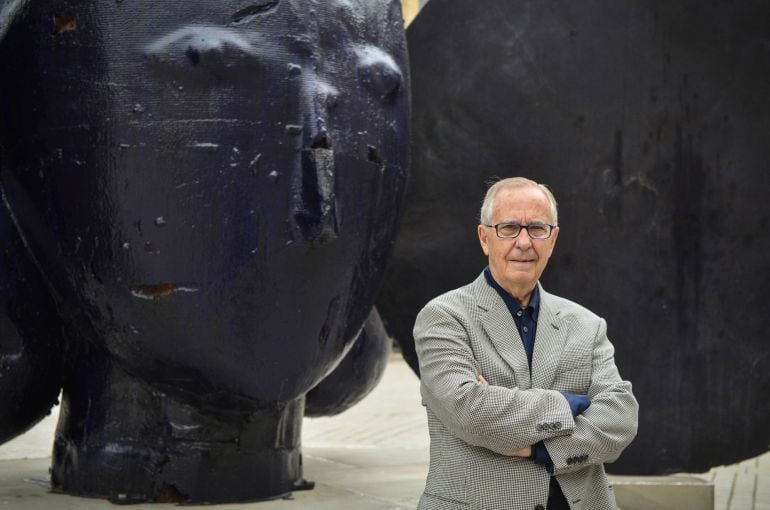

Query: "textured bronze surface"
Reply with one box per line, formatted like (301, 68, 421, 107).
(0, 0, 409, 502)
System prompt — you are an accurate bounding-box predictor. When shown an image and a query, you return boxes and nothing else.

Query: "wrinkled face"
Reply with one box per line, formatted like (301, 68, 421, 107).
(478, 186, 559, 303)
(0, 0, 408, 406)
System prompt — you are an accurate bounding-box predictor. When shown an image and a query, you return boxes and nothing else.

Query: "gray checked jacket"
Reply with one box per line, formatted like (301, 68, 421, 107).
(414, 273, 639, 510)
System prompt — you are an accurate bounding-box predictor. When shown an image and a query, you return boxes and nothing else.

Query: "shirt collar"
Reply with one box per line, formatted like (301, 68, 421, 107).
(483, 266, 540, 320)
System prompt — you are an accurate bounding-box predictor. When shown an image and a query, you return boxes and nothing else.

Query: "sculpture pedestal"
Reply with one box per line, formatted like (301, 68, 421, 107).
(611, 475, 714, 510)
(50, 356, 311, 504)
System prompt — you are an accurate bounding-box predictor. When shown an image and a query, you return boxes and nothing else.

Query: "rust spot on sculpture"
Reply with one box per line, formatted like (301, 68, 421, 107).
(130, 283, 200, 300)
(53, 15, 77, 35)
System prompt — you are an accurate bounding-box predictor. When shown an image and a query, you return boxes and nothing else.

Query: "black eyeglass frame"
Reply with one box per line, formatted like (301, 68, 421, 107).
(483, 222, 557, 240)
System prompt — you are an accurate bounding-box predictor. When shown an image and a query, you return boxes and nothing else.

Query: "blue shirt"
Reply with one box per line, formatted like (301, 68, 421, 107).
(483, 266, 539, 370)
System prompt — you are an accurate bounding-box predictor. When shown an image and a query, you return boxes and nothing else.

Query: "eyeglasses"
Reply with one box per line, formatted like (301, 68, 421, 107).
(484, 222, 556, 240)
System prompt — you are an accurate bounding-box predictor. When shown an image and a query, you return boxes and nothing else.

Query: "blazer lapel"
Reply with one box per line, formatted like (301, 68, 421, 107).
(531, 284, 568, 389)
(472, 274, 532, 389)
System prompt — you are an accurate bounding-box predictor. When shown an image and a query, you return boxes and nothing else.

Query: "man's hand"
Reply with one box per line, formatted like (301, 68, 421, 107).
(477, 374, 533, 458)
(503, 446, 533, 457)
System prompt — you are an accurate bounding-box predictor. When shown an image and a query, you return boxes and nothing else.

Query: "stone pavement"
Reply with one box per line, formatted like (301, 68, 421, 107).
(0, 354, 767, 509)
(691, 454, 770, 510)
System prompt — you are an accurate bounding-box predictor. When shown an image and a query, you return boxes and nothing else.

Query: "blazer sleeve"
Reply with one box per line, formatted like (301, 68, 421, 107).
(414, 299, 575, 455)
(544, 318, 639, 474)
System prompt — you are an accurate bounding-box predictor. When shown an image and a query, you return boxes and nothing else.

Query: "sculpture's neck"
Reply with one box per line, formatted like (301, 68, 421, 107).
(51, 354, 310, 504)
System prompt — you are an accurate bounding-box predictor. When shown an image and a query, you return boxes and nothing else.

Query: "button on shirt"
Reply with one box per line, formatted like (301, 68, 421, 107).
(483, 266, 539, 368)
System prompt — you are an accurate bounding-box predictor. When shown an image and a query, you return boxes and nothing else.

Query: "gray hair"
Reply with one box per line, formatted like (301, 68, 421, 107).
(479, 177, 559, 225)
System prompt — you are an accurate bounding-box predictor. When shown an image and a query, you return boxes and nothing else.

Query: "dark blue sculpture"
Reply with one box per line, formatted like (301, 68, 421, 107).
(378, 0, 770, 475)
(305, 307, 392, 417)
(0, 0, 409, 503)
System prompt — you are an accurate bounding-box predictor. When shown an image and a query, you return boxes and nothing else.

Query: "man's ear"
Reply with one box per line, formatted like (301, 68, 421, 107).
(478, 224, 490, 256)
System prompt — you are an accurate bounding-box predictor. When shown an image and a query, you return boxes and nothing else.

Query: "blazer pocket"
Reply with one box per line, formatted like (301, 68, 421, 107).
(553, 364, 591, 394)
(466, 451, 548, 510)
(556, 345, 592, 371)
(421, 492, 469, 509)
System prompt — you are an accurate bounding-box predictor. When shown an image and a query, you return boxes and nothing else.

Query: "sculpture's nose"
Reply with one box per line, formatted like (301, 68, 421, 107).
(290, 80, 340, 245)
(304, 80, 339, 151)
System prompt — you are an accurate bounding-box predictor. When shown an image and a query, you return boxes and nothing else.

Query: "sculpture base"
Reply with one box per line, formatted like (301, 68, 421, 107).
(611, 475, 714, 510)
(50, 356, 311, 504)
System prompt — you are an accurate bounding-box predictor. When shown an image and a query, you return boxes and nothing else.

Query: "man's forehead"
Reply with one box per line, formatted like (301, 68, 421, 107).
(492, 186, 551, 213)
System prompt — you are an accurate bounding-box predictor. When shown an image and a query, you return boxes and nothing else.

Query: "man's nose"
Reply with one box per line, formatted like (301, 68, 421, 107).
(515, 228, 533, 248)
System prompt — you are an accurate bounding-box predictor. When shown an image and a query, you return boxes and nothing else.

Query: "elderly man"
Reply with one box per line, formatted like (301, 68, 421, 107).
(414, 177, 638, 510)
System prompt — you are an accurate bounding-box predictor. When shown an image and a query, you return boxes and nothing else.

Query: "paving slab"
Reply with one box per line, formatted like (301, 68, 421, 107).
(689, 451, 770, 510)
(0, 455, 423, 510)
(611, 475, 713, 510)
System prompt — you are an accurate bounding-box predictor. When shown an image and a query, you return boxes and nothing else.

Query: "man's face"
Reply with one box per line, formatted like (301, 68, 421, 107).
(477, 186, 559, 302)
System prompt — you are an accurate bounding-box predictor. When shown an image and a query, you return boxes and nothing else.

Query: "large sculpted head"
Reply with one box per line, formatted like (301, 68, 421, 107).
(0, 0, 408, 502)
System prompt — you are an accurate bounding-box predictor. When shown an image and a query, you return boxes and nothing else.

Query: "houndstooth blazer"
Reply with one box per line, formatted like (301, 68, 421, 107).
(414, 272, 639, 510)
